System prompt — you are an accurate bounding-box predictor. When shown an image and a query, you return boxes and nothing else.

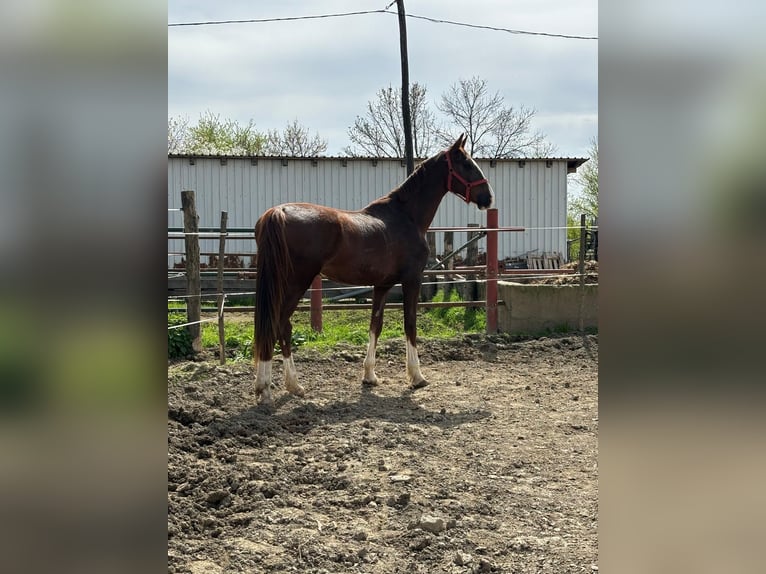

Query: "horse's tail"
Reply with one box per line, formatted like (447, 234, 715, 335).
(254, 207, 292, 362)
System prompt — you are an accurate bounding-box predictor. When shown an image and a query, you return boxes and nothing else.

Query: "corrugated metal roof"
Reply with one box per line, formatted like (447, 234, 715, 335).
(168, 153, 587, 163)
(168, 154, 588, 174)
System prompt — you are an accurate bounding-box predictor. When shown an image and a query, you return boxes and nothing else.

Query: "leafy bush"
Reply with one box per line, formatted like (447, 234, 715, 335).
(168, 313, 194, 359)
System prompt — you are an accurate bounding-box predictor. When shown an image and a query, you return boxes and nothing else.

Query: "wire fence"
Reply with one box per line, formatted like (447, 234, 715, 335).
(166, 271, 593, 304)
(169, 196, 598, 342)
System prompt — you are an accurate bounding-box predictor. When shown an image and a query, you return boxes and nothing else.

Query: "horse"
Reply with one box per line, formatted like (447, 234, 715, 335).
(252, 134, 494, 405)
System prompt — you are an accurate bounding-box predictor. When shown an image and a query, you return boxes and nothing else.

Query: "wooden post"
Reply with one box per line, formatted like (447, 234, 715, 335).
(486, 209, 498, 334)
(181, 190, 202, 353)
(578, 214, 587, 333)
(578, 214, 587, 280)
(426, 232, 436, 263)
(423, 231, 437, 300)
(592, 216, 599, 262)
(466, 224, 479, 264)
(443, 231, 454, 297)
(396, 0, 414, 175)
(443, 232, 454, 267)
(466, 223, 480, 301)
(310, 275, 323, 333)
(217, 211, 228, 364)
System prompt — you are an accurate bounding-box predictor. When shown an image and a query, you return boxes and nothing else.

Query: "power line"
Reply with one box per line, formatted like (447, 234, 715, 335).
(168, 9, 598, 40)
(401, 11, 598, 40)
(168, 9, 385, 27)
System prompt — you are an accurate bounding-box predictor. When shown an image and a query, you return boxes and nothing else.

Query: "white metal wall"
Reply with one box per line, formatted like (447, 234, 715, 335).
(168, 156, 577, 268)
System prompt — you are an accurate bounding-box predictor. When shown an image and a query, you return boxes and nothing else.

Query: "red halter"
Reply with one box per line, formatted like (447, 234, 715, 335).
(445, 150, 489, 203)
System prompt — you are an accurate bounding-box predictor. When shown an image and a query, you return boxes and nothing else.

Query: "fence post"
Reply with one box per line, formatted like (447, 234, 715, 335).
(426, 231, 437, 263)
(592, 216, 599, 261)
(181, 190, 202, 352)
(578, 214, 587, 333)
(443, 231, 454, 266)
(423, 231, 437, 300)
(486, 209, 498, 334)
(466, 223, 480, 301)
(310, 275, 323, 333)
(443, 231, 454, 297)
(217, 211, 228, 364)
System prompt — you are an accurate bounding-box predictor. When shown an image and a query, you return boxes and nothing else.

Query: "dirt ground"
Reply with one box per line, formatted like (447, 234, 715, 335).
(168, 332, 598, 573)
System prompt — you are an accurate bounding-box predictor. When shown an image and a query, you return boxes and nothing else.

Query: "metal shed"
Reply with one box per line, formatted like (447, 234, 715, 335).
(168, 155, 587, 268)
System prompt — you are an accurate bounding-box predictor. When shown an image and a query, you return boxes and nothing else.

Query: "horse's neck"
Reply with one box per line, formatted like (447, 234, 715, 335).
(393, 156, 447, 232)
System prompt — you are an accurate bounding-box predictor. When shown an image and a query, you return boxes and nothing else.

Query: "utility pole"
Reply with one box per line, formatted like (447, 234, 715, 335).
(396, 0, 414, 175)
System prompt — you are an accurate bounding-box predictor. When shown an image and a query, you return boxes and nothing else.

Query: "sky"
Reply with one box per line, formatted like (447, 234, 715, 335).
(168, 0, 597, 158)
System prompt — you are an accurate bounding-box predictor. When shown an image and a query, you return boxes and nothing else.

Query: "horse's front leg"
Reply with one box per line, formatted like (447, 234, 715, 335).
(402, 279, 428, 389)
(363, 285, 391, 385)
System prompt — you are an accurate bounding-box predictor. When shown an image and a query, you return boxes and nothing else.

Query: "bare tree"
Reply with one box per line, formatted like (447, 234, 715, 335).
(265, 119, 328, 156)
(345, 83, 440, 157)
(168, 115, 189, 154)
(437, 76, 555, 158)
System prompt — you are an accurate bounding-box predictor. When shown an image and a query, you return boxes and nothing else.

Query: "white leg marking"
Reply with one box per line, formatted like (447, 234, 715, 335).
(255, 360, 273, 405)
(363, 332, 379, 385)
(406, 339, 428, 388)
(283, 355, 305, 397)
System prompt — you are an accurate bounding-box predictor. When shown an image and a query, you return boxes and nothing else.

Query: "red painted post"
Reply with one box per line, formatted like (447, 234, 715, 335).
(310, 275, 323, 332)
(486, 208, 498, 334)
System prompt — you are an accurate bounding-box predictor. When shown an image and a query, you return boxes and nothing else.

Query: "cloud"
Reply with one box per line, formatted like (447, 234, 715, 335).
(168, 0, 597, 155)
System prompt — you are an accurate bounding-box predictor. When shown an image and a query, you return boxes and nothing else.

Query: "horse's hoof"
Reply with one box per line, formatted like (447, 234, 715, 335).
(362, 378, 379, 387)
(255, 388, 273, 406)
(410, 379, 429, 390)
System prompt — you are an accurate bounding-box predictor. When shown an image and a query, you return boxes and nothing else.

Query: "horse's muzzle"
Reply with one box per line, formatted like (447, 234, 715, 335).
(475, 191, 494, 210)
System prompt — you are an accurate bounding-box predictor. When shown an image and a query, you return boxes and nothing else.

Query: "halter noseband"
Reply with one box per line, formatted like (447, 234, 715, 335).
(445, 149, 489, 203)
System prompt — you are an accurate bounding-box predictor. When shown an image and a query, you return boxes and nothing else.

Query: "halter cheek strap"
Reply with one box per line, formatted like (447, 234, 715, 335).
(445, 150, 489, 203)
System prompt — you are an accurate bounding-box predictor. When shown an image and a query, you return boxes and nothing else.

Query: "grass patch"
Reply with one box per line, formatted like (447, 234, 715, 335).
(191, 290, 486, 360)
(430, 288, 486, 332)
(200, 319, 255, 360)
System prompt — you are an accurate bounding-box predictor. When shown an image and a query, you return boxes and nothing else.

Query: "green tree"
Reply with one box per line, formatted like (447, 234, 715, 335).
(567, 138, 598, 261)
(569, 137, 598, 220)
(184, 111, 266, 155)
(168, 113, 328, 156)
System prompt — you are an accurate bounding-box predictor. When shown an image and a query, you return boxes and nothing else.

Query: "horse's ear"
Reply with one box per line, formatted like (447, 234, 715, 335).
(451, 134, 465, 151)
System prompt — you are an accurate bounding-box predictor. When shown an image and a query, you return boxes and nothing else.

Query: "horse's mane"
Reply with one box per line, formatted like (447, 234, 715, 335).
(389, 151, 443, 204)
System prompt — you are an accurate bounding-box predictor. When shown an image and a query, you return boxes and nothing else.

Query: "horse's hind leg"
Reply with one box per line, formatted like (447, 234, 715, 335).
(402, 279, 428, 389)
(278, 316, 305, 398)
(363, 285, 391, 385)
(254, 282, 308, 405)
(254, 358, 274, 405)
(277, 279, 316, 398)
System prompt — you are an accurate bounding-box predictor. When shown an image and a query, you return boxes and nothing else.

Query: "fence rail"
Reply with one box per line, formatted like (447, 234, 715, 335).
(170, 190, 595, 360)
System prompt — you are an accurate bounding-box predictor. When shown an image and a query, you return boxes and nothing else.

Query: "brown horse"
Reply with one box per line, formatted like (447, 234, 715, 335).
(253, 134, 494, 405)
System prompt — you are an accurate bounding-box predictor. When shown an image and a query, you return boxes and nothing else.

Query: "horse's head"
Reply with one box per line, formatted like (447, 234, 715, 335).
(445, 134, 495, 210)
